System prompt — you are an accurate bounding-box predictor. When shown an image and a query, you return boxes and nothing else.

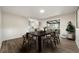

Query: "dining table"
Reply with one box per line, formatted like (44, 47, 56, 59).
(28, 31, 52, 52)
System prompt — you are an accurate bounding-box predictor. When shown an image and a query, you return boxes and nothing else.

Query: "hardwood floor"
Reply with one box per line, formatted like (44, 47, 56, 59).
(0, 37, 79, 53)
(0, 37, 24, 53)
(42, 38, 79, 53)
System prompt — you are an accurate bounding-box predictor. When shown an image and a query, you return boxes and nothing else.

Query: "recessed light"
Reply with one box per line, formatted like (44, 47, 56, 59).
(40, 9, 45, 13)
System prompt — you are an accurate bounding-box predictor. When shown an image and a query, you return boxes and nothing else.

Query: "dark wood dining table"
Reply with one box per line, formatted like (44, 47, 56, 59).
(28, 31, 52, 52)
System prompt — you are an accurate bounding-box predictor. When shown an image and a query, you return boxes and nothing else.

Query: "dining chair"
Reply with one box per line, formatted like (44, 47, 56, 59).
(21, 35, 29, 52)
(42, 34, 55, 49)
(46, 34, 57, 48)
(28, 34, 37, 49)
(50, 31, 60, 47)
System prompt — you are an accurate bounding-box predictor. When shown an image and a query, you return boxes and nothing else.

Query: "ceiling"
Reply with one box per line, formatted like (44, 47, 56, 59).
(1, 6, 79, 19)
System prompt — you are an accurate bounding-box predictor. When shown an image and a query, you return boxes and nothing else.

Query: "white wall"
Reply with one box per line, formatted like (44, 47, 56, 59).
(2, 12, 40, 41)
(40, 12, 76, 37)
(2, 12, 29, 40)
(77, 9, 79, 28)
(76, 9, 79, 48)
(0, 7, 2, 48)
(0, 8, 1, 39)
(76, 29, 79, 48)
(2, 12, 76, 40)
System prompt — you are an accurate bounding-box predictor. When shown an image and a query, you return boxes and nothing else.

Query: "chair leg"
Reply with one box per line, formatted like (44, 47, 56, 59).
(57, 39, 60, 44)
(54, 40, 57, 48)
(41, 39, 44, 50)
(51, 41, 55, 48)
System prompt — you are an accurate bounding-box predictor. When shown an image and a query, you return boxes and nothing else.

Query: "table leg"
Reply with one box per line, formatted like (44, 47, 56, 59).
(38, 36, 41, 52)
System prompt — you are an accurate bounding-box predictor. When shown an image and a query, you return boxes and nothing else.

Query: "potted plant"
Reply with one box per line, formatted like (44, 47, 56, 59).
(66, 21, 75, 40)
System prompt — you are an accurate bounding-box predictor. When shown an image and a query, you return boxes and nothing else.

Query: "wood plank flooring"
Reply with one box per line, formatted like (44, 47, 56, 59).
(0, 37, 79, 53)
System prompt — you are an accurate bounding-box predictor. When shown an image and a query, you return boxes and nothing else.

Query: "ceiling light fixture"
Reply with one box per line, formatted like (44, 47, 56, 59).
(40, 9, 45, 13)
